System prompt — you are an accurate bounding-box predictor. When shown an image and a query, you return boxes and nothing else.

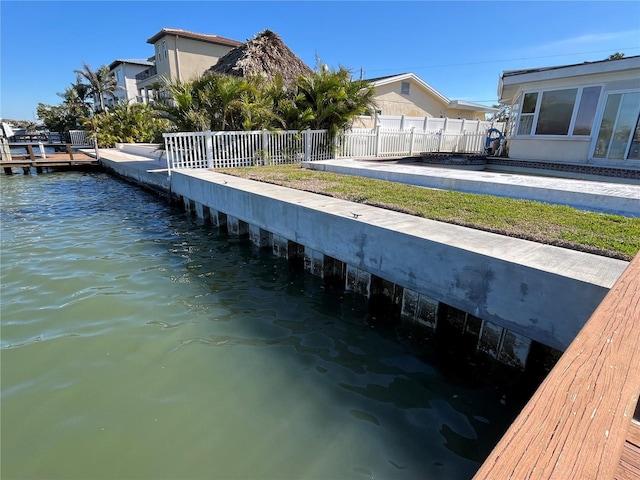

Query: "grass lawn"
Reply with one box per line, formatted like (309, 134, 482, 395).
(214, 164, 640, 261)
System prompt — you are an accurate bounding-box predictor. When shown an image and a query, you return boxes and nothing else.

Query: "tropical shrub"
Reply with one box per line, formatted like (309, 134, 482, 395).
(294, 64, 376, 138)
(91, 102, 170, 147)
(154, 64, 376, 139)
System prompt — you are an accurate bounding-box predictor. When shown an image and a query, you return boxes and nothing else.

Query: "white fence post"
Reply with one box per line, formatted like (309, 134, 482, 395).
(409, 127, 415, 155)
(262, 131, 269, 164)
(304, 130, 312, 161)
(375, 125, 381, 157)
(205, 130, 213, 168)
(163, 134, 172, 177)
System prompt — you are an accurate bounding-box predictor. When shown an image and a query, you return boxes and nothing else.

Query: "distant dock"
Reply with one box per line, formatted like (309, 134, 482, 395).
(1, 142, 99, 174)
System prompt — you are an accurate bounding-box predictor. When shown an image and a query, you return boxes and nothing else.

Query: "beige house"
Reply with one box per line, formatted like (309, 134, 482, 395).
(499, 55, 640, 167)
(365, 73, 497, 121)
(136, 28, 242, 102)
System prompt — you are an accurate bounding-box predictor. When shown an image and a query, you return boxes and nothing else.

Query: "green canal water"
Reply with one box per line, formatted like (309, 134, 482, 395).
(1, 171, 527, 479)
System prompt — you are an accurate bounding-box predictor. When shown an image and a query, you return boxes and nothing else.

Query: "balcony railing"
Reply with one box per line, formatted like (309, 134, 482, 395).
(135, 65, 157, 82)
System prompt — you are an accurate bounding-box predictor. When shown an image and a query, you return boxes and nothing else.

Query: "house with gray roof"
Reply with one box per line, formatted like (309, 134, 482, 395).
(498, 55, 640, 169)
(106, 59, 154, 107)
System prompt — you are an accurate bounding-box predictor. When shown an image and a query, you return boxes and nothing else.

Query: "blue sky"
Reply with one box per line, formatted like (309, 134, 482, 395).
(1, 0, 639, 121)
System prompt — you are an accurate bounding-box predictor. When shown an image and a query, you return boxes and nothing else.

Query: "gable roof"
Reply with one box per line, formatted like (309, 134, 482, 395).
(146, 28, 242, 48)
(206, 30, 311, 85)
(367, 73, 497, 113)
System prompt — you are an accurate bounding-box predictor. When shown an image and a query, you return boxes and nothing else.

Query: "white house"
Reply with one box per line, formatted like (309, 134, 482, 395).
(498, 55, 640, 168)
(106, 59, 154, 107)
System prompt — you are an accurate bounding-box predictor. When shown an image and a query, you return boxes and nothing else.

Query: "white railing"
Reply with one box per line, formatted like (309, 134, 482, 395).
(337, 128, 490, 158)
(163, 124, 500, 172)
(354, 114, 504, 135)
(69, 130, 91, 146)
(163, 130, 333, 172)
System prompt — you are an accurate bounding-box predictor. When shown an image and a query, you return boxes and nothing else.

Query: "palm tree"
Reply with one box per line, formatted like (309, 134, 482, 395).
(295, 63, 376, 139)
(58, 79, 91, 118)
(74, 62, 121, 111)
(153, 76, 209, 132)
(193, 74, 252, 131)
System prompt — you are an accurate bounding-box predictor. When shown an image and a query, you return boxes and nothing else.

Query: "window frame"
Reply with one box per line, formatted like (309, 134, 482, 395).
(401, 81, 410, 95)
(515, 84, 603, 137)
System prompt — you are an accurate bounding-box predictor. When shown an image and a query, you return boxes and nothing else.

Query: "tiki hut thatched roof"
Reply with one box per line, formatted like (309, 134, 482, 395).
(205, 30, 312, 85)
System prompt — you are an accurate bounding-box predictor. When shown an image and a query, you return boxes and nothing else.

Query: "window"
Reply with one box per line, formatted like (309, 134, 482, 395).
(536, 88, 577, 135)
(162, 40, 167, 60)
(156, 43, 161, 62)
(516, 86, 602, 136)
(401, 82, 410, 95)
(517, 92, 537, 135)
(594, 92, 640, 160)
(116, 69, 123, 83)
(573, 86, 601, 135)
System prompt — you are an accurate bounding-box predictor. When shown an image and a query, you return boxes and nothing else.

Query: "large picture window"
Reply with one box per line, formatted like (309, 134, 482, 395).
(516, 86, 602, 136)
(536, 89, 577, 135)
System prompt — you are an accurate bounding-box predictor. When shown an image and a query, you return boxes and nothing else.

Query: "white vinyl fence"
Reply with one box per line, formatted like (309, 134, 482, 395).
(163, 129, 333, 172)
(163, 119, 504, 172)
(338, 128, 488, 158)
(373, 115, 502, 134)
(338, 116, 504, 159)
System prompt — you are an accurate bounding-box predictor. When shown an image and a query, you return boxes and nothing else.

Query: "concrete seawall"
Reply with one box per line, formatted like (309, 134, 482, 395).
(170, 169, 628, 355)
(97, 151, 629, 370)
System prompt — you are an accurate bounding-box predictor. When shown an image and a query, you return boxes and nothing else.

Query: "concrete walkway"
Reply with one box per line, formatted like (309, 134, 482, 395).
(303, 159, 640, 217)
(91, 148, 640, 217)
(88, 148, 170, 194)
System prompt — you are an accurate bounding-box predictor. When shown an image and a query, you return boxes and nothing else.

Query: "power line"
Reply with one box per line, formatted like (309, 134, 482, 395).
(364, 46, 640, 73)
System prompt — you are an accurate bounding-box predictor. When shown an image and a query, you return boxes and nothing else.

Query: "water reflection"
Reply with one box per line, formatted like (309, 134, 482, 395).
(1, 171, 527, 479)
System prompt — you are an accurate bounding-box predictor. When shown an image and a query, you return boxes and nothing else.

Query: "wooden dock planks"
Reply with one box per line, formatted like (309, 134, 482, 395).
(1, 148, 98, 173)
(474, 254, 640, 480)
(617, 421, 640, 480)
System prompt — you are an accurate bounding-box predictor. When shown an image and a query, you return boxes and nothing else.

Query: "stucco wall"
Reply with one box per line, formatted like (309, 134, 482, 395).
(446, 109, 486, 121)
(151, 35, 236, 82)
(374, 80, 445, 117)
(507, 68, 640, 165)
(373, 79, 488, 120)
(507, 136, 593, 162)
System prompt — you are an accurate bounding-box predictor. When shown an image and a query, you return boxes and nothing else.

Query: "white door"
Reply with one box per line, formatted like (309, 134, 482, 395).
(592, 91, 640, 161)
